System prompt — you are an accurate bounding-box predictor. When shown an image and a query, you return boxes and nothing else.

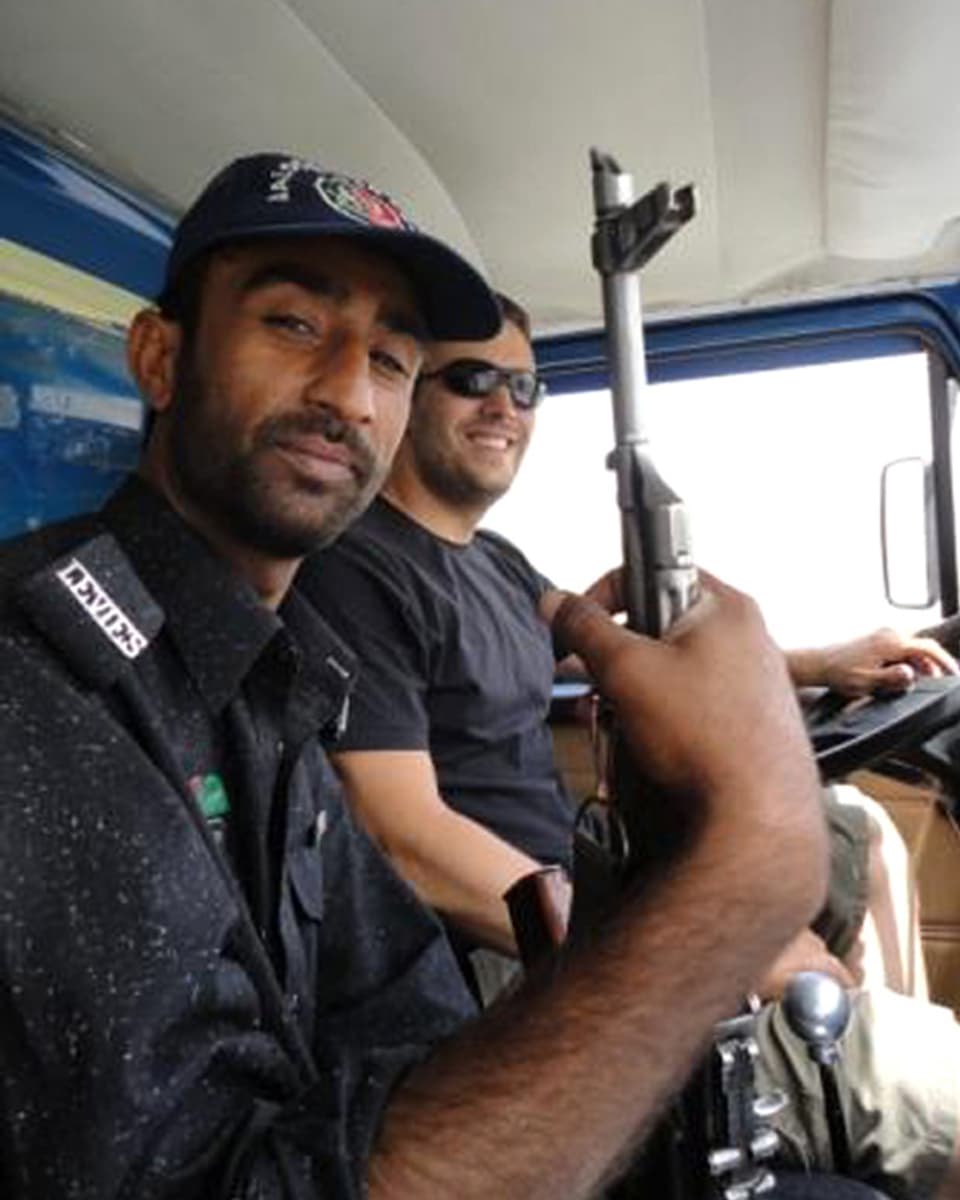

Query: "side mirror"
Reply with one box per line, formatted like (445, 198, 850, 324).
(880, 456, 940, 609)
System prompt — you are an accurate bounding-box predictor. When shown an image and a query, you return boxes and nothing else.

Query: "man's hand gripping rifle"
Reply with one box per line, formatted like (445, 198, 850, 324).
(507, 152, 785, 1200)
(588, 150, 785, 1200)
(586, 150, 703, 886)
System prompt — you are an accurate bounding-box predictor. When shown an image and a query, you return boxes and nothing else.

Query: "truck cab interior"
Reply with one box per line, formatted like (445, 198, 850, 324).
(3, 3, 960, 1193)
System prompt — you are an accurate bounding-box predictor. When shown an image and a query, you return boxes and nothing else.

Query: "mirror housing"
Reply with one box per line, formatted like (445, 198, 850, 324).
(881, 456, 940, 609)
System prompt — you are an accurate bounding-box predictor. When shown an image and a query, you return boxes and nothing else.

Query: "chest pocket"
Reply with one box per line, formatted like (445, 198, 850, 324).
(287, 830, 326, 922)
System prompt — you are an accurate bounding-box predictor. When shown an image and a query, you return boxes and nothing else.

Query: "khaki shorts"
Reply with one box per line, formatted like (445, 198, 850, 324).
(812, 785, 871, 961)
(756, 987, 960, 1199)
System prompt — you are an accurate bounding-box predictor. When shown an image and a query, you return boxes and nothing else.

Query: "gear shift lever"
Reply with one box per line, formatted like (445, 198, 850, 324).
(782, 972, 853, 1174)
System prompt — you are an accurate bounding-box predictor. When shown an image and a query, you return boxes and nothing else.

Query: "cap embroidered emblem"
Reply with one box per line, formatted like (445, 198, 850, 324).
(317, 174, 415, 231)
(263, 158, 415, 231)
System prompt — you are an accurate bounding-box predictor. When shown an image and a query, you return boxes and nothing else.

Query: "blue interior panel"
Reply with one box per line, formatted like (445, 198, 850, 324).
(0, 294, 143, 538)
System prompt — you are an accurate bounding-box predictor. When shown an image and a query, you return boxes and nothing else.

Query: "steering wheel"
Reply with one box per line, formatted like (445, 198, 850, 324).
(806, 675, 960, 780)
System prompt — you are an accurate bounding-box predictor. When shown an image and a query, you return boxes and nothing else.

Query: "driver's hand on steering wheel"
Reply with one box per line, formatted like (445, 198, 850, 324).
(787, 628, 959, 699)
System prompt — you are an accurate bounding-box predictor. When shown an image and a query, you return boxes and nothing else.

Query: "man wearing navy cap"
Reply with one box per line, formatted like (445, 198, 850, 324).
(0, 154, 836, 1198)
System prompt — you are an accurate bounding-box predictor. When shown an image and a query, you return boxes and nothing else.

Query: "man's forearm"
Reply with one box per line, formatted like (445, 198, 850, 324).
(335, 749, 543, 955)
(786, 629, 958, 695)
(394, 806, 545, 956)
(369, 793, 828, 1200)
(784, 646, 825, 689)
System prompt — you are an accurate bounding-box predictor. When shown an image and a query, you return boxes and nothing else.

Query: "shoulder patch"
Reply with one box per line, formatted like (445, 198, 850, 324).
(55, 557, 149, 658)
(17, 533, 164, 688)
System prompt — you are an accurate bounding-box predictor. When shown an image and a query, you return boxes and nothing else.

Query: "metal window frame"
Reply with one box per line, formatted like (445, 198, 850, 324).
(534, 284, 960, 617)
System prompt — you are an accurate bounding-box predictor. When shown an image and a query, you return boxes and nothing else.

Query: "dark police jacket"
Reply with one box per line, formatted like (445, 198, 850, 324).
(0, 477, 475, 1199)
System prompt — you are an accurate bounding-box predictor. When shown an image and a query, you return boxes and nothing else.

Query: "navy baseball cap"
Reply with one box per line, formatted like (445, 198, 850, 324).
(162, 153, 503, 341)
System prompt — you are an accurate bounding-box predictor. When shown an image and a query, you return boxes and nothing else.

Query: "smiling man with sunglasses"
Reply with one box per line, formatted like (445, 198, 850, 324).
(299, 295, 565, 959)
(396, 300, 546, 536)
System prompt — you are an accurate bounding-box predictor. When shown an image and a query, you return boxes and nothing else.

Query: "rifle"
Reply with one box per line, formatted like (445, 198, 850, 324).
(589, 149, 698, 640)
(585, 150, 702, 889)
(507, 151, 784, 1199)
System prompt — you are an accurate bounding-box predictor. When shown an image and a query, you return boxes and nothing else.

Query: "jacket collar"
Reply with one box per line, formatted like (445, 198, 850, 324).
(102, 476, 357, 719)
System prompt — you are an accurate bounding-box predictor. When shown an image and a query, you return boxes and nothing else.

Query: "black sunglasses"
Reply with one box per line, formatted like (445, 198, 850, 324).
(419, 359, 546, 411)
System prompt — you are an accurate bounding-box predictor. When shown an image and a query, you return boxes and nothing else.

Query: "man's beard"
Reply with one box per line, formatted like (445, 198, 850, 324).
(168, 354, 383, 558)
(407, 410, 523, 511)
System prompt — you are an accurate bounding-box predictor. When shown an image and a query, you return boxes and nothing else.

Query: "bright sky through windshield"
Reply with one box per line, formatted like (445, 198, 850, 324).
(485, 354, 937, 648)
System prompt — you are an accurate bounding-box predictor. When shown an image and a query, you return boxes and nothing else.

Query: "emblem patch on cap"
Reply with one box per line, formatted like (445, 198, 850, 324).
(317, 174, 415, 231)
(264, 157, 416, 231)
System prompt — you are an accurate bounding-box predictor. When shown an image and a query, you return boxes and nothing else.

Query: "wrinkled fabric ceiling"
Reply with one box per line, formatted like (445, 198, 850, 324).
(3, 0, 960, 333)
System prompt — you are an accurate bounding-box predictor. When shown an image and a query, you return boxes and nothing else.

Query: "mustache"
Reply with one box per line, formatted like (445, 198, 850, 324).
(258, 409, 378, 480)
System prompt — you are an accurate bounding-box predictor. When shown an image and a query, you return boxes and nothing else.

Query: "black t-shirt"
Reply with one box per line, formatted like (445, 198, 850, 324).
(300, 497, 577, 867)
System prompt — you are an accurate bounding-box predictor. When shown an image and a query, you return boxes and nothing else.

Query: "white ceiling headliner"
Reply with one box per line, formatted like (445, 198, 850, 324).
(3, 0, 960, 333)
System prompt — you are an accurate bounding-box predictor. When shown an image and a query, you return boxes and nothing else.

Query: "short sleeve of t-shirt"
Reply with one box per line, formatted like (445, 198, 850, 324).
(475, 527, 554, 598)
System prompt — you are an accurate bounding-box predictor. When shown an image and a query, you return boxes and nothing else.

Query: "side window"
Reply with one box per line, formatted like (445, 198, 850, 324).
(486, 350, 939, 648)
